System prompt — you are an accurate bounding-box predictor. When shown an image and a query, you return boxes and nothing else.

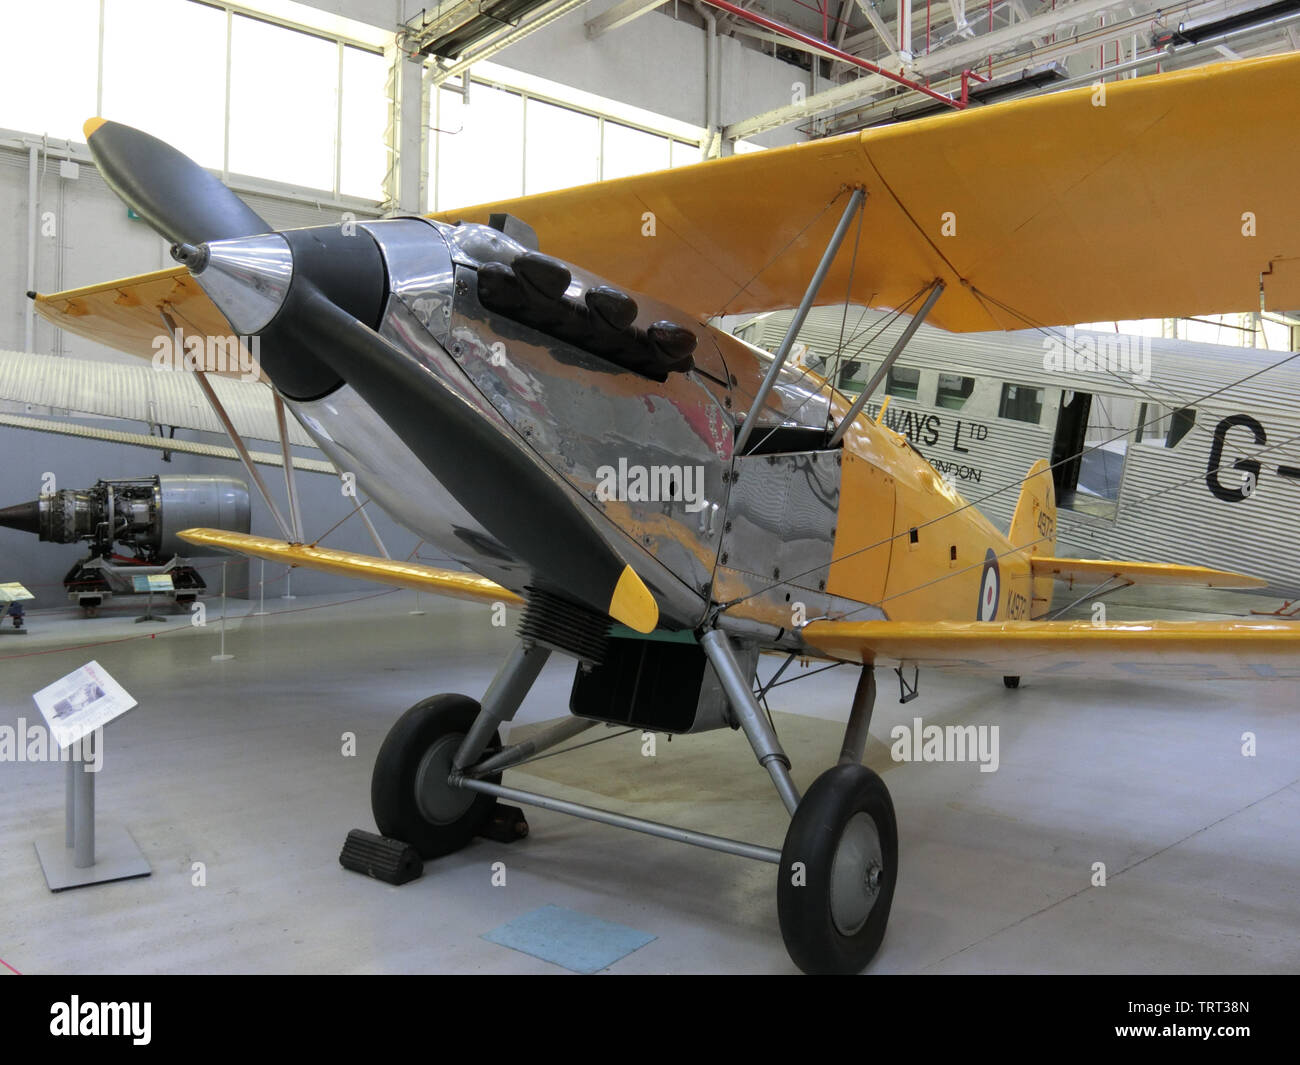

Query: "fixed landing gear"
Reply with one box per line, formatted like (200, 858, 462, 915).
(371, 694, 502, 859)
(777, 763, 898, 975)
(371, 642, 551, 860)
(370, 627, 898, 974)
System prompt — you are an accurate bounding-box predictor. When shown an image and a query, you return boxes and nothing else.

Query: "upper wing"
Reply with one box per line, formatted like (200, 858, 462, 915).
(433, 53, 1300, 331)
(1030, 557, 1267, 590)
(800, 618, 1300, 680)
(178, 529, 521, 606)
(33, 55, 1300, 353)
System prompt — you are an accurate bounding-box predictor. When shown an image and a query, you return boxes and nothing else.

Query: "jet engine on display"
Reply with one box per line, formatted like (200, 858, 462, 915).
(0, 475, 250, 613)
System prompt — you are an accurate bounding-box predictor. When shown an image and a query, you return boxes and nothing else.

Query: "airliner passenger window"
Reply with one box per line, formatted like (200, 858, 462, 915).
(999, 383, 1043, 424)
(885, 366, 920, 400)
(1135, 404, 1197, 448)
(936, 373, 975, 410)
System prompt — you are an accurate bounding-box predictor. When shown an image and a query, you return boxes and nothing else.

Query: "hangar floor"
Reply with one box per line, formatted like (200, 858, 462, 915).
(1, 586, 1297, 975)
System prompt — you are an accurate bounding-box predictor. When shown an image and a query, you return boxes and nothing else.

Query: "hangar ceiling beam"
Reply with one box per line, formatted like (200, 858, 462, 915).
(728, 23, 847, 58)
(911, 0, 1131, 72)
(854, 0, 902, 60)
(725, 0, 1134, 137)
(696, 0, 962, 108)
(585, 0, 669, 38)
(431, 0, 593, 84)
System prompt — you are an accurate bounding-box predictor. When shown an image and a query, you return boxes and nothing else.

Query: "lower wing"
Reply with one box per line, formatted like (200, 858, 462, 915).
(178, 528, 521, 607)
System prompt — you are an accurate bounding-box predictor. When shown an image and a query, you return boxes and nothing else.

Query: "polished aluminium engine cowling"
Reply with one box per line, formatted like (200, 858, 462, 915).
(283, 216, 863, 633)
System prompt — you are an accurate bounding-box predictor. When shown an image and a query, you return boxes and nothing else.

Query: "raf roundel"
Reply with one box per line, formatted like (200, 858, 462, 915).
(978, 549, 1000, 621)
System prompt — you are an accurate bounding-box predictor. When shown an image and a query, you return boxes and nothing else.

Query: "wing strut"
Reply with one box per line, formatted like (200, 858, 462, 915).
(733, 186, 866, 454)
(272, 392, 304, 543)
(828, 279, 944, 447)
(351, 492, 391, 559)
(160, 308, 295, 541)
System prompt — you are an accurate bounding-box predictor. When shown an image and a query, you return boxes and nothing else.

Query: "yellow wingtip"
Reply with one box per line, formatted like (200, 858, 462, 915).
(83, 117, 107, 140)
(609, 565, 658, 634)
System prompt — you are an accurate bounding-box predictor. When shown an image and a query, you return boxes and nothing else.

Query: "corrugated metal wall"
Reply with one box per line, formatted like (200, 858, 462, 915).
(0, 350, 316, 447)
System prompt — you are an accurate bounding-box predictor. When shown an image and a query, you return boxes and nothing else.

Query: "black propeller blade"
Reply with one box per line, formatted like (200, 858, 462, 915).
(83, 117, 269, 245)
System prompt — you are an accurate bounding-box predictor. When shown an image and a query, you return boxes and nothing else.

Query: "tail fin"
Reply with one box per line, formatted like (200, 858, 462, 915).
(1010, 460, 1057, 618)
(1009, 459, 1057, 555)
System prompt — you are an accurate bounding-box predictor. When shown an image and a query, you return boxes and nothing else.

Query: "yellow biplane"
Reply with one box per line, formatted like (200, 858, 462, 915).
(29, 53, 1300, 973)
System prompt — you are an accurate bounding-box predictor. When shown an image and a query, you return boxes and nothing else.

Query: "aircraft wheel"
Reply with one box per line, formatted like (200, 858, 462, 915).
(371, 694, 501, 860)
(1003, 676, 1020, 689)
(777, 763, 898, 975)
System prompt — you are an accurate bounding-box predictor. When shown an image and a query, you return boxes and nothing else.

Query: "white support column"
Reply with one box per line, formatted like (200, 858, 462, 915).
(24, 145, 37, 353)
(383, 39, 426, 214)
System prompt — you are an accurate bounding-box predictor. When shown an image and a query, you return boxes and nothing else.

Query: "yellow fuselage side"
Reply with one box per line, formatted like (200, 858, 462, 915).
(825, 386, 1034, 624)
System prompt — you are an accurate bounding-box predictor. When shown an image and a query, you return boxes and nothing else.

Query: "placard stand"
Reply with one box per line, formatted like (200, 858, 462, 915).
(132, 573, 171, 624)
(34, 743, 151, 892)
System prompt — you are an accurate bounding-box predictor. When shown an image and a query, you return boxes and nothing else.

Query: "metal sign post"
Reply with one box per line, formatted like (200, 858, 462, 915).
(212, 560, 234, 661)
(253, 558, 268, 616)
(35, 734, 151, 892)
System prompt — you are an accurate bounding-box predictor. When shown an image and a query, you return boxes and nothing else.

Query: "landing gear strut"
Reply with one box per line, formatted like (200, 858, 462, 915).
(700, 631, 897, 974)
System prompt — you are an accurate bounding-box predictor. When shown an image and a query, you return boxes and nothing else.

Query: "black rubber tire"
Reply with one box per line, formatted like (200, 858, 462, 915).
(371, 694, 501, 860)
(1003, 675, 1020, 689)
(777, 763, 898, 975)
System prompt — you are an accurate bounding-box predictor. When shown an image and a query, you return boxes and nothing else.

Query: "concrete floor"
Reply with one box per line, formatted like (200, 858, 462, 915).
(0, 586, 1297, 974)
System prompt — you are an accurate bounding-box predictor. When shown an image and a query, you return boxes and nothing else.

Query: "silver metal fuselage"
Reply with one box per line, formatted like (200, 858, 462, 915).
(277, 217, 869, 634)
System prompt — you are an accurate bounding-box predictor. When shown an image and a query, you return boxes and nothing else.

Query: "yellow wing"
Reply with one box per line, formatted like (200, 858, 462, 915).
(800, 618, 1300, 680)
(433, 53, 1300, 331)
(1030, 557, 1267, 590)
(31, 267, 256, 377)
(177, 528, 521, 606)
(34, 54, 1300, 353)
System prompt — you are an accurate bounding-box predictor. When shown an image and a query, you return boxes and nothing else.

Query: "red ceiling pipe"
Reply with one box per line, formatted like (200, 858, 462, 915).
(697, 0, 965, 110)
(960, 67, 989, 106)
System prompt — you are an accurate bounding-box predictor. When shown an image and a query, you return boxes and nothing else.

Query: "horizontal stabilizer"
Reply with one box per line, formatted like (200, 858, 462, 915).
(801, 618, 1300, 680)
(1030, 557, 1266, 590)
(176, 528, 522, 606)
